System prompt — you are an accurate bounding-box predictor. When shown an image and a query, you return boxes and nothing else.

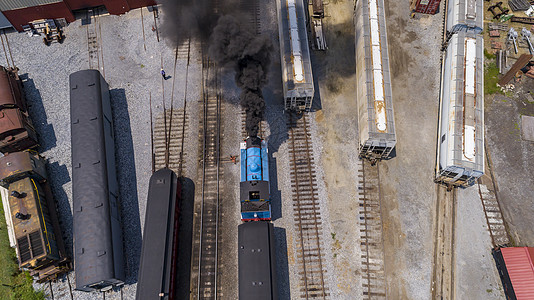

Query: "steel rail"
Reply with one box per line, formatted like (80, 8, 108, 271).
(214, 57, 221, 300)
(178, 36, 191, 178)
(196, 53, 208, 300)
(66, 274, 74, 299)
(150, 92, 155, 173)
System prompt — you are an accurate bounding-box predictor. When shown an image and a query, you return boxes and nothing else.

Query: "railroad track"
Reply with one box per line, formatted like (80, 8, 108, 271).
(151, 39, 193, 175)
(85, 8, 105, 77)
(153, 108, 189, 172)
(0, 30, 14, 68)
(358, 161, 387, 299)
(431, 185, 456, 300)
(190, 55, 223, 299)
(478, 143, 509, 247)
(48, 276, 74, 300)
(287, 113, 329, 299)
(241, 0, 261, 35)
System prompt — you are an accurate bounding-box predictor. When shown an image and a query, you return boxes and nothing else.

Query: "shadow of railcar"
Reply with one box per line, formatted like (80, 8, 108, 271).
(274, 226, 290, 300)
(20, 74, 57, 152)
(110, 88, 142, 284)
(176, 176, 195, 299)
(45, 161, 73, 258)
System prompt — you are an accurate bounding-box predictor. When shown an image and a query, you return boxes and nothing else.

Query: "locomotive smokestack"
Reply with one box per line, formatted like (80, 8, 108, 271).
(209, 15, 272, 137)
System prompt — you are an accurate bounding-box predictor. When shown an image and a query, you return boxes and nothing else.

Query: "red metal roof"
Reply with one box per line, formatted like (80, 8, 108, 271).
(501, 247, 534, 299)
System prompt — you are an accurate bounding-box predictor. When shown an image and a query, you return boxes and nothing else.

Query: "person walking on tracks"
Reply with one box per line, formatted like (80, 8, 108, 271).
(160, 68, 166, 80)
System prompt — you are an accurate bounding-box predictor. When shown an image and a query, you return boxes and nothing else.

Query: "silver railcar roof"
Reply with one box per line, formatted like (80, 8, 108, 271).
(438, 31, 484, 177)
(354, 0, 396, 146)
(276, 0, 314, 101)
(446, 0, 483, 31)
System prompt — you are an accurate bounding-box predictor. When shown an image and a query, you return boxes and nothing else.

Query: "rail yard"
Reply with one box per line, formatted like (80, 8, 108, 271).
(0, 0, 532, 299)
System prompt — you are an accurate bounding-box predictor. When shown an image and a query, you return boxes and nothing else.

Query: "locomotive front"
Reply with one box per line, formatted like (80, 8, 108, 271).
(240, 136, 271, 221)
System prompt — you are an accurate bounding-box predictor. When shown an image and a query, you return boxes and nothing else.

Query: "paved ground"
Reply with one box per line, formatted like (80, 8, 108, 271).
(310, 0, 362, 298)
(521, 115, 534, 141)
(379, 1, 443, 298)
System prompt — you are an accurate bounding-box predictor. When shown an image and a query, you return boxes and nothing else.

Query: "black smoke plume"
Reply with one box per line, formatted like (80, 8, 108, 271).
(157, 0, 244, 45)
(157, 0, 220, 45)
(209, 15, 273, 137)
(157, 1, 272, 137)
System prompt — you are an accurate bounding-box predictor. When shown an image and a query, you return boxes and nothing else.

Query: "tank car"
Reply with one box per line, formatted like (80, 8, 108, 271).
(446, 0, 483, 33)
(70, 69, 125, 291)
(436, 0, 484, 187)
(354, 0, 396, 162)
(0, 66, 38, 154)
(436, 31, 484, 187)
(240, 136, 271, 221)
(238, 221, 278, 300)
(0, 151, 70, 282)
(276, 0, 314, 112)
(136, 168, 181, 300)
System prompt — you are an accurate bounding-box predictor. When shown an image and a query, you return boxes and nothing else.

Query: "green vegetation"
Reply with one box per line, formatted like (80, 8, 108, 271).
(331, 232, 336, 240)
(485, 61, 503, 95)
(484, 49, 496, 60)
(0, 199, 45, 300)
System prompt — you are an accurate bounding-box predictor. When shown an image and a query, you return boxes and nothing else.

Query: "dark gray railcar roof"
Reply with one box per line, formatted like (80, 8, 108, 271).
(238, 221, 277, 300)
(136, 168, 178, 300)
(70, 69, 121, 290)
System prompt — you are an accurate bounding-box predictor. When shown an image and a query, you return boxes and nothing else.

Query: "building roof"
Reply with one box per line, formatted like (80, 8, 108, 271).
(0, 0, 61, 12)
(501, 247, 534, 299)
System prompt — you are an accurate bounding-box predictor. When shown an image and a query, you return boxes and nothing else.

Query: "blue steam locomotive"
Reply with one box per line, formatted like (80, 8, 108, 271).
(238, 136, 278, 299)
(240, 136, 271, 221)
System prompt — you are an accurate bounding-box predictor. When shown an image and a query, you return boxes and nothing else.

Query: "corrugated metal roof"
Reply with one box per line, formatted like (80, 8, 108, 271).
(502, 247, 534, 299)
(0, 0, 62, 12)
(0, 12, 13, 29)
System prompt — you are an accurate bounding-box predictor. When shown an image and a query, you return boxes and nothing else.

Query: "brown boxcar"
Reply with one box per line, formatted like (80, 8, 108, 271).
(0, 67, 26, 111)
(0, 108, 38, 154)
(0, 151, 70, 282)
(411, 0, 441, 15)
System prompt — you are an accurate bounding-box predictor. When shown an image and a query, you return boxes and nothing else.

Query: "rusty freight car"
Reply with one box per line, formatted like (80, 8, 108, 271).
(0, 66, 38, 154)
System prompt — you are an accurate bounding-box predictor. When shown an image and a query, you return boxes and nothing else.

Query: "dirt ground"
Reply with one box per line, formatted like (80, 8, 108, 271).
(485, 80, 534, 246)
(380, 1, 444, 298)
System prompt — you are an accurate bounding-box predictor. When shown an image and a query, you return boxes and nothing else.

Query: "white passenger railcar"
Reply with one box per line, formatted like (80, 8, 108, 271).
(436, 30, 484, 187)
(354, 0, 396, 161)
(276, 0, 314, 112)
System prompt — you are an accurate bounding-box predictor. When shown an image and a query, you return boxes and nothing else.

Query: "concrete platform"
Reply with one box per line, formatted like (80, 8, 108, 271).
(522, 115, 534, 141)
